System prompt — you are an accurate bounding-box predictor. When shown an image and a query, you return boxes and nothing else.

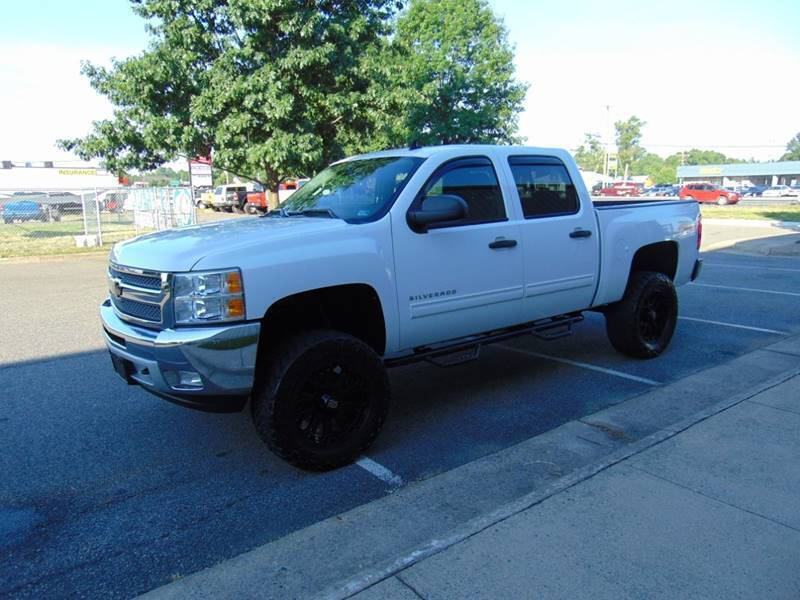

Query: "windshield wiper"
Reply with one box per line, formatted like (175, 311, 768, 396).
(264, 206, 289, 218)
(285, 208, 339, 219)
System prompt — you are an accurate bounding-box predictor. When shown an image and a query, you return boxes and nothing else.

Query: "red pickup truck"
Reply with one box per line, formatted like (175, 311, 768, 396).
(679, 183, 739, 205)
(596, 182, 644, 197)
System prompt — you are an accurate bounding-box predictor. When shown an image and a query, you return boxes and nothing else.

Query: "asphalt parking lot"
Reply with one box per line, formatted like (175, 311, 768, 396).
(2, 249, 800, 599)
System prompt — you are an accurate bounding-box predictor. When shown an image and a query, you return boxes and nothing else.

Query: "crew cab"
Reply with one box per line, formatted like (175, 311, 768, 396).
(101, 145, 702, 470)
(679, 183, 740, 205)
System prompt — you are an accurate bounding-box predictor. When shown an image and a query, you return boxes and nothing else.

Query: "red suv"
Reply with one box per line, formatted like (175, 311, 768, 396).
(679, 183, 739, 205)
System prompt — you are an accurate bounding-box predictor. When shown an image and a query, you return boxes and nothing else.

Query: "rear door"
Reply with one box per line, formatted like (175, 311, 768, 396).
(698, 184, 714, 203)
(505, 156, 600, 320)
(392, 156, 524, 349)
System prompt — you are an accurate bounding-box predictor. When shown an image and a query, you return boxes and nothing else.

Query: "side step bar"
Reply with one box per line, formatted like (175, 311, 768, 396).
(385, 313, 584, 368)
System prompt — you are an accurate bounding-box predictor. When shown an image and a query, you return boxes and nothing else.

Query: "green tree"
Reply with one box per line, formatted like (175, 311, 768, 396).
(573, 133, 605, 173)
(59, 0, 401, 195)
(375, 0, 528, 147)
(614, 116, 646, 174)
(781, 133, 800, 161)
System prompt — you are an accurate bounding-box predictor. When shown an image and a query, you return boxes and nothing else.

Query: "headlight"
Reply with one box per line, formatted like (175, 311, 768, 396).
(173, 268, 245, 324)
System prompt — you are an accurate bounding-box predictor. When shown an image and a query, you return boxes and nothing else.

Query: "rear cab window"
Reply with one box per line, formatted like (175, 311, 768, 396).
(507, 156, 579, 218)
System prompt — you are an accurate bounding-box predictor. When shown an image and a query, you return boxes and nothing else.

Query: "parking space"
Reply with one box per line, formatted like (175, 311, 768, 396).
(1, 249, 799, 598)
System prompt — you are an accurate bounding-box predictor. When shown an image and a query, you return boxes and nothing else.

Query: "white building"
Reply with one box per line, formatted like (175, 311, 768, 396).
(0, 160, 121, 191)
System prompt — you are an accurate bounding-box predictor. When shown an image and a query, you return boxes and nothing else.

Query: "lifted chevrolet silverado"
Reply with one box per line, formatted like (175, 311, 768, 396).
(101, 145, 702, 470)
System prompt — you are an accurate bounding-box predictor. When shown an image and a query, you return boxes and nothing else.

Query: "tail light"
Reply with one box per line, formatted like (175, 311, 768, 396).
(696, 212, 703, 250)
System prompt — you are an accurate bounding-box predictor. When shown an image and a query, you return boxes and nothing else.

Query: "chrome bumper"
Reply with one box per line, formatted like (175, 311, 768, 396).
(100, 299, 260, 412)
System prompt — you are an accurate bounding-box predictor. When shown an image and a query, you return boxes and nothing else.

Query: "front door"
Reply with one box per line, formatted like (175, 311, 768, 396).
(392, 157, 524, 349)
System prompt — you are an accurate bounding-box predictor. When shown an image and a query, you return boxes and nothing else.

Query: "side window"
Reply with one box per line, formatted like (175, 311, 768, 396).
(420, 159, 506, 227)
(508, 157, 579, 218)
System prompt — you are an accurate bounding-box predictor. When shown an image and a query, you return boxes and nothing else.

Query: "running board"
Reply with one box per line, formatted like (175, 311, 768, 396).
(385, 313, 584, 368)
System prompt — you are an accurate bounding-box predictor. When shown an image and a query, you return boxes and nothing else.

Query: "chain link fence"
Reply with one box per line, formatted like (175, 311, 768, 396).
(0, 187, 198, 258)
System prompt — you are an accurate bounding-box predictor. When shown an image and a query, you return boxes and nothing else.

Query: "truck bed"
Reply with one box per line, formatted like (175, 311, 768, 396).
(593, 198, 695, 209)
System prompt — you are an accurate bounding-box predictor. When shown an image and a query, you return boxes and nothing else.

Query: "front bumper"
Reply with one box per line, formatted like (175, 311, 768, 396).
(100, 299, 260, 412)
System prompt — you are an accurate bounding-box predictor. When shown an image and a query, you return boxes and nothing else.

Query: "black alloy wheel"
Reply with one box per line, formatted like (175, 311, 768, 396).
(605, 271, 678, 358)
(252, 330, 390, 470)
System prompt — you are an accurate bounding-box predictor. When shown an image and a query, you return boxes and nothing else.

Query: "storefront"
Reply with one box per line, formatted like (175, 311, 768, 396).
(677, 161, 800, 187)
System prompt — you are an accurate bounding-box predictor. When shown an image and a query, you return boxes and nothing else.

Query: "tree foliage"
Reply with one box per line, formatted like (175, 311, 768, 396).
(573, 133, 605, 173)
(59, 0, 528, 190)
(614, 115, 646, 173)
(376, 0, 528, 147)
(59, 0, 402, 192)
(577, 115, 751, 184)
(781, 133, 800, 161)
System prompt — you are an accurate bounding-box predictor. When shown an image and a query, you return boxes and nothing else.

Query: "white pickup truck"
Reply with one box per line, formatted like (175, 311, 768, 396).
(101, 145, 702, 470)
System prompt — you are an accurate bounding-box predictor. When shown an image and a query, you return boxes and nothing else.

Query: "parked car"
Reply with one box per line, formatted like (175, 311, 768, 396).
(97, 190, 129, 213)
(679, 183, 739, 205)
(596, 181, 644, 197)
(102, 144, 702, 470)
(2, 199, 60, 223)
(662, 185, 680, 197)
(44, 191, 83, 214)
(206, 184, 251, 212)
(741, 185, 765, 197)
(762, 185, 794, 198)
(788, 185, 800, 197)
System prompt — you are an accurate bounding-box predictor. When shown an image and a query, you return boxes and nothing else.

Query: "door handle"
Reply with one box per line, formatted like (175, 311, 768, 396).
(488, 239, 517, 249)
(569, 229, 592, 238)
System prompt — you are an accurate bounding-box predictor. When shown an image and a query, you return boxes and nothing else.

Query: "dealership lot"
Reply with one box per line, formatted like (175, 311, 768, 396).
(1, 250, 800, 598)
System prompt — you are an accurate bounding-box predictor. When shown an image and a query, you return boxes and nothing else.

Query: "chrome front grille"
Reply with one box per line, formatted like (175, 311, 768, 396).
(111, 296, 163, 322)
(109, 266, 161, 290)
(108, 262, 170, 327)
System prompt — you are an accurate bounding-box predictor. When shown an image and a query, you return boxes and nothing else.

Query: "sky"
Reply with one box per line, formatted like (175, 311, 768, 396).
(0, 0, 798, 165)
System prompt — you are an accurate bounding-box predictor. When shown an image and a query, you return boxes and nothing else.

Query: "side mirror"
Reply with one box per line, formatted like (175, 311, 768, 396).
(407, 194, 468, 233)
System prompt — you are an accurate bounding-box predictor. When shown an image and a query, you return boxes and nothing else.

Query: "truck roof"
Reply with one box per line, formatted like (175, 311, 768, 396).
(338, 144, 573, 163)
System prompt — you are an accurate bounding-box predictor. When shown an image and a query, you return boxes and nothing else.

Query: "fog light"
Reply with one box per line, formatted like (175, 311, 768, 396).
(178, 371, 203, 387)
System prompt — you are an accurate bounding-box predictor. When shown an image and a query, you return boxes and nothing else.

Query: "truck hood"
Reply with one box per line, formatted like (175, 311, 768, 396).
(110, 216, 348, 272)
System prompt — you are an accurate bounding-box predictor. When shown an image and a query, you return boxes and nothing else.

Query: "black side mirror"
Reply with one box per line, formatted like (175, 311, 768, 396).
(407, 194, 468, 233)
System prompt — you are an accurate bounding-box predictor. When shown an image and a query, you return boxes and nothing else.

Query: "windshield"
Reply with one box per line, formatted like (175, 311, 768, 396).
(280, 156, 425, 223)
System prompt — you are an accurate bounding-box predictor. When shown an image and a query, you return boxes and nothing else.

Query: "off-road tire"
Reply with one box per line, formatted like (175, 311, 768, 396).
(605, 271, 678, 359)
(252, 330, 390, 471)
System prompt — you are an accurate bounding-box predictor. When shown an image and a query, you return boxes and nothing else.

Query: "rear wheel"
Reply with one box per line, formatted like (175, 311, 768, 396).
(605, 271, 678, 358)
(252, 330, 390, 471)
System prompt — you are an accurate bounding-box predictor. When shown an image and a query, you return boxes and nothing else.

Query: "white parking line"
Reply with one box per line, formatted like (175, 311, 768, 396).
(356, 457, 404, 487)
(703, 263, 800, 274)
(496, 345, 661, 386)
(678, 316, 787, 335)
(689, 282, 800, 297)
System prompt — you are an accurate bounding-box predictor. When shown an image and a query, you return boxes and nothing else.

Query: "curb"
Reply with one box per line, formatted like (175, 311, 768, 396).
(326, 365, 800, 599)
(702, 218, 800, 229)
(0, 251, 109, 264)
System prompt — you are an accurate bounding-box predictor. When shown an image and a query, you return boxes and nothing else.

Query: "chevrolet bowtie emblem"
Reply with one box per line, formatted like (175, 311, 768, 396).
(110, 277, 124, 298)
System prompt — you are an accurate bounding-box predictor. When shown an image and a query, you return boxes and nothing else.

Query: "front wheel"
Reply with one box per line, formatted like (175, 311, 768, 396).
(252, 330, 390, 471)
(717, 195, 728, 205)
(605, 271, 678, 358)
(244, 202, 260, 215)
